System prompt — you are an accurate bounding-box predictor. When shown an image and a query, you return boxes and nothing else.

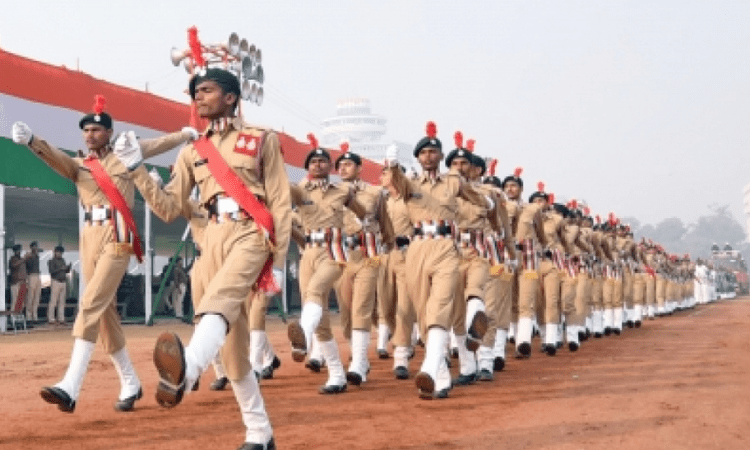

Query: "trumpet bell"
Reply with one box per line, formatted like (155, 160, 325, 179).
(170, 47, 189, 66)
(227, 32, 240, 56)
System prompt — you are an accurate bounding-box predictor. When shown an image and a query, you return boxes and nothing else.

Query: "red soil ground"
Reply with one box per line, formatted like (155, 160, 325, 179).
(1, 298, 749, 450)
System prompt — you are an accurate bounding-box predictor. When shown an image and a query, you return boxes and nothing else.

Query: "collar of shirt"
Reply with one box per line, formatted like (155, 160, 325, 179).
(305, 178, 334, 192)
(419, 171, 444, 185)
(205, 117, 243, 138)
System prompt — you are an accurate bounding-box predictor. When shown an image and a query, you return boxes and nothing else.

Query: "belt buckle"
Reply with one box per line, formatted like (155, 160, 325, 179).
(91, 207, 108, 222)
(217, 197, 240, 215)
(113, 242, 130, 257)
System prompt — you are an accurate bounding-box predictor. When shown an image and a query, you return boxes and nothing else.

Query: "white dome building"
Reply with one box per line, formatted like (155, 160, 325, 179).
(320, 98, 412, 168)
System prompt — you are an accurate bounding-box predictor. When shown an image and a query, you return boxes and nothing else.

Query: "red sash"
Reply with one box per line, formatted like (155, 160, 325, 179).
(193, 136, 279, 294)
(83, 157, 144, 263)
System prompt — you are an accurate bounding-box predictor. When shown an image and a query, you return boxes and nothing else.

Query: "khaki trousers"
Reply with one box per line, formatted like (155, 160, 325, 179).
(26, 273, 42, 320)
(299, 246, 344, 342)
(656, 276, 667, 309)
(645, 275, 656, 308)
(405, 239, 458, 338)
(376, 251, 397, 332)
(482, 270, 514, 348)
(591, 276, 603, 310)
(193, 220, 273, 381)
(388, 248, 415, 347)
(49, 280, 67, 322)
(536, 259, 560, 325)
(623, 271, 634, 309)
(73, 226, 130, 355)
(451, 248, 489, 335)
(336, 249, 380, 340)
(632, 273, 646, 306)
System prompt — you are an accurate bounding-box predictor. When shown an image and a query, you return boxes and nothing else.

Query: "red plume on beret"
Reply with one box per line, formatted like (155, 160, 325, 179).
(340, 141, 349, 153)
(548, 193, 555, 204)
(583, 206, 591, 216)
(426, 121, 437, 139)
(608, 212, 617, 226)
(595, 215, 601, 224)
(537, 181, 545, 192)
(188, 26, 205, 67)
(466, 139, 475, 152)
(488, 159, 498, 176)
(307, 133, 318, 149)
(93, 95, 106, 115)
(454, 131, 463, 149)
(569, 199, 578, 210)
(513, 167, 523, 178)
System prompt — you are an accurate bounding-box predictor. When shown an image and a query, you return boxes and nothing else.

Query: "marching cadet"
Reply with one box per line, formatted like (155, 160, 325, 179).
(334, 144, 395, 386)
(467, 155, 513, 381)
(25, 242, 42, 321)
(47, 246, 72, 324)
(12, 95, 193, 413)
(384, 161, 419, 380)
(506, 171, 547, 358)
(590, 217, 612, 335)
(382, 122, 493, 399)
(577, 210, 596, 338)
(600, 217, 622, 335)
(114, 67, 289, 449)
(643, 241, 659, 319)
(560, 203, 593, 350)
(446, 134, 500, 386)
(287, 134, 367, 394)
(616, 226, 637, 327)
(529, 184, 563, 356)
(480, 164, 516, 376)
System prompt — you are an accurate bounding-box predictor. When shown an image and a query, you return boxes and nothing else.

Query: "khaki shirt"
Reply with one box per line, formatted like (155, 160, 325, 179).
(405, 171, 486, 223)
(48, 257, 70, 282)
(386, 194, 413, 237)
(514, 202, 545, 246)
(26, 253, 40, 274)
(28, 132, 190, 209)
(291, 179, 365, 232)
(9, 255, 27, 285)
(131, 119, 291, 269)
(342, 181, 395, 245)
(541, 211, 565, 253)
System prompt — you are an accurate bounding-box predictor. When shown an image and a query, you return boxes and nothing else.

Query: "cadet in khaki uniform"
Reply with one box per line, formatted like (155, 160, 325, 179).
(511, 182, 547, 358)
(445, 134, 495, 386)
(25, 242, 42, 321)
(334, 145, 395, 385)
(385, 163, 419, 380)
(479, 166, 516, 377)
(382, 122, 492, 399)
(529, 186, 563, 356)
(287, 135, 366, 394)
(560, 205, 593, 350)
(577, 212, 596, 338)
(600, 219, 622, 335)
(590, 219, 612, 335)
(47, 246, 72, 324)
(117, 68, 289, 449)
(643, 242, 659, 319)
(12, 98, 192, 413)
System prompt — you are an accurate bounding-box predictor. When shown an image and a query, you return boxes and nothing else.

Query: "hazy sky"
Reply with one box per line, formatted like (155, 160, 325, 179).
(1, 0, 749, 227)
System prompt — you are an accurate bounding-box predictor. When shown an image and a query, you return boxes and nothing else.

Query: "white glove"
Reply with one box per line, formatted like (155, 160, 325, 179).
(12, 122, 33, 145)
(113, 131, 143, 170)
(384, 144, 399, 167)
(149, 168, 164, 188)
(484, 195, 495, 211)
(182, 126, 199, 141)
(266, 268, 284, 298)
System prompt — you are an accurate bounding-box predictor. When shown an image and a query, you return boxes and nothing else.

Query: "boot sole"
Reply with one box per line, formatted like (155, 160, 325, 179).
(287, 322, 307, 363)
(40, 387, 75, 413)
(346, 372, 363, 386)
(415, 372, 435, 398)
(153, 332, 186, 408)
(468, 311, 489, 341)
(114, 387, 143, 412)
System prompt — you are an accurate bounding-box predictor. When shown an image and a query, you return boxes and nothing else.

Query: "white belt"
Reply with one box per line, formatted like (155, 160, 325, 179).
(422, 224, 439, 234)
(309, 231, 326, 242)
(460, 232, 473, 242)
(90, 205, 109, 221)
(217, 197, 240, 215)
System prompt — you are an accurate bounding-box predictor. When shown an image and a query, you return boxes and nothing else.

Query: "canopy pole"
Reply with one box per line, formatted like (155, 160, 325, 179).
(0, 184, 6, 333)
(145, 205, 153, 325)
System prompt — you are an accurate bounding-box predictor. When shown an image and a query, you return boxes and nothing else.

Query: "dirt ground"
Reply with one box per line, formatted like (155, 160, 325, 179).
(1, 299, 749, 450)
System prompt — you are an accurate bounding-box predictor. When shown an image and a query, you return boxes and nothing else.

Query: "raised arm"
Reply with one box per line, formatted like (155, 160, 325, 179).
(130, 147, 195, 223)
(140, 129, 195, 160)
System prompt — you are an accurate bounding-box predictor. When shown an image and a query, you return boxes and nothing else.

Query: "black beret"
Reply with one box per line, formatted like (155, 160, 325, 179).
(189, 68, 241, 101)
(528, 192, 548, 203)
(502, 175, 523, 189)
(30, 241, 38, 247)
(335, 151, 362, 169)
(471, 154, 486, 175)
(413, 136, 442, 157)
(444, 148, 472, 169)
(552, 204, 570, 218)
(12, 244, 22, 251)
(304, 148, 331, 169)
(79, 112, 113, 130)
(54, 246, 65, 253)
(483, 176, 503, 189)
